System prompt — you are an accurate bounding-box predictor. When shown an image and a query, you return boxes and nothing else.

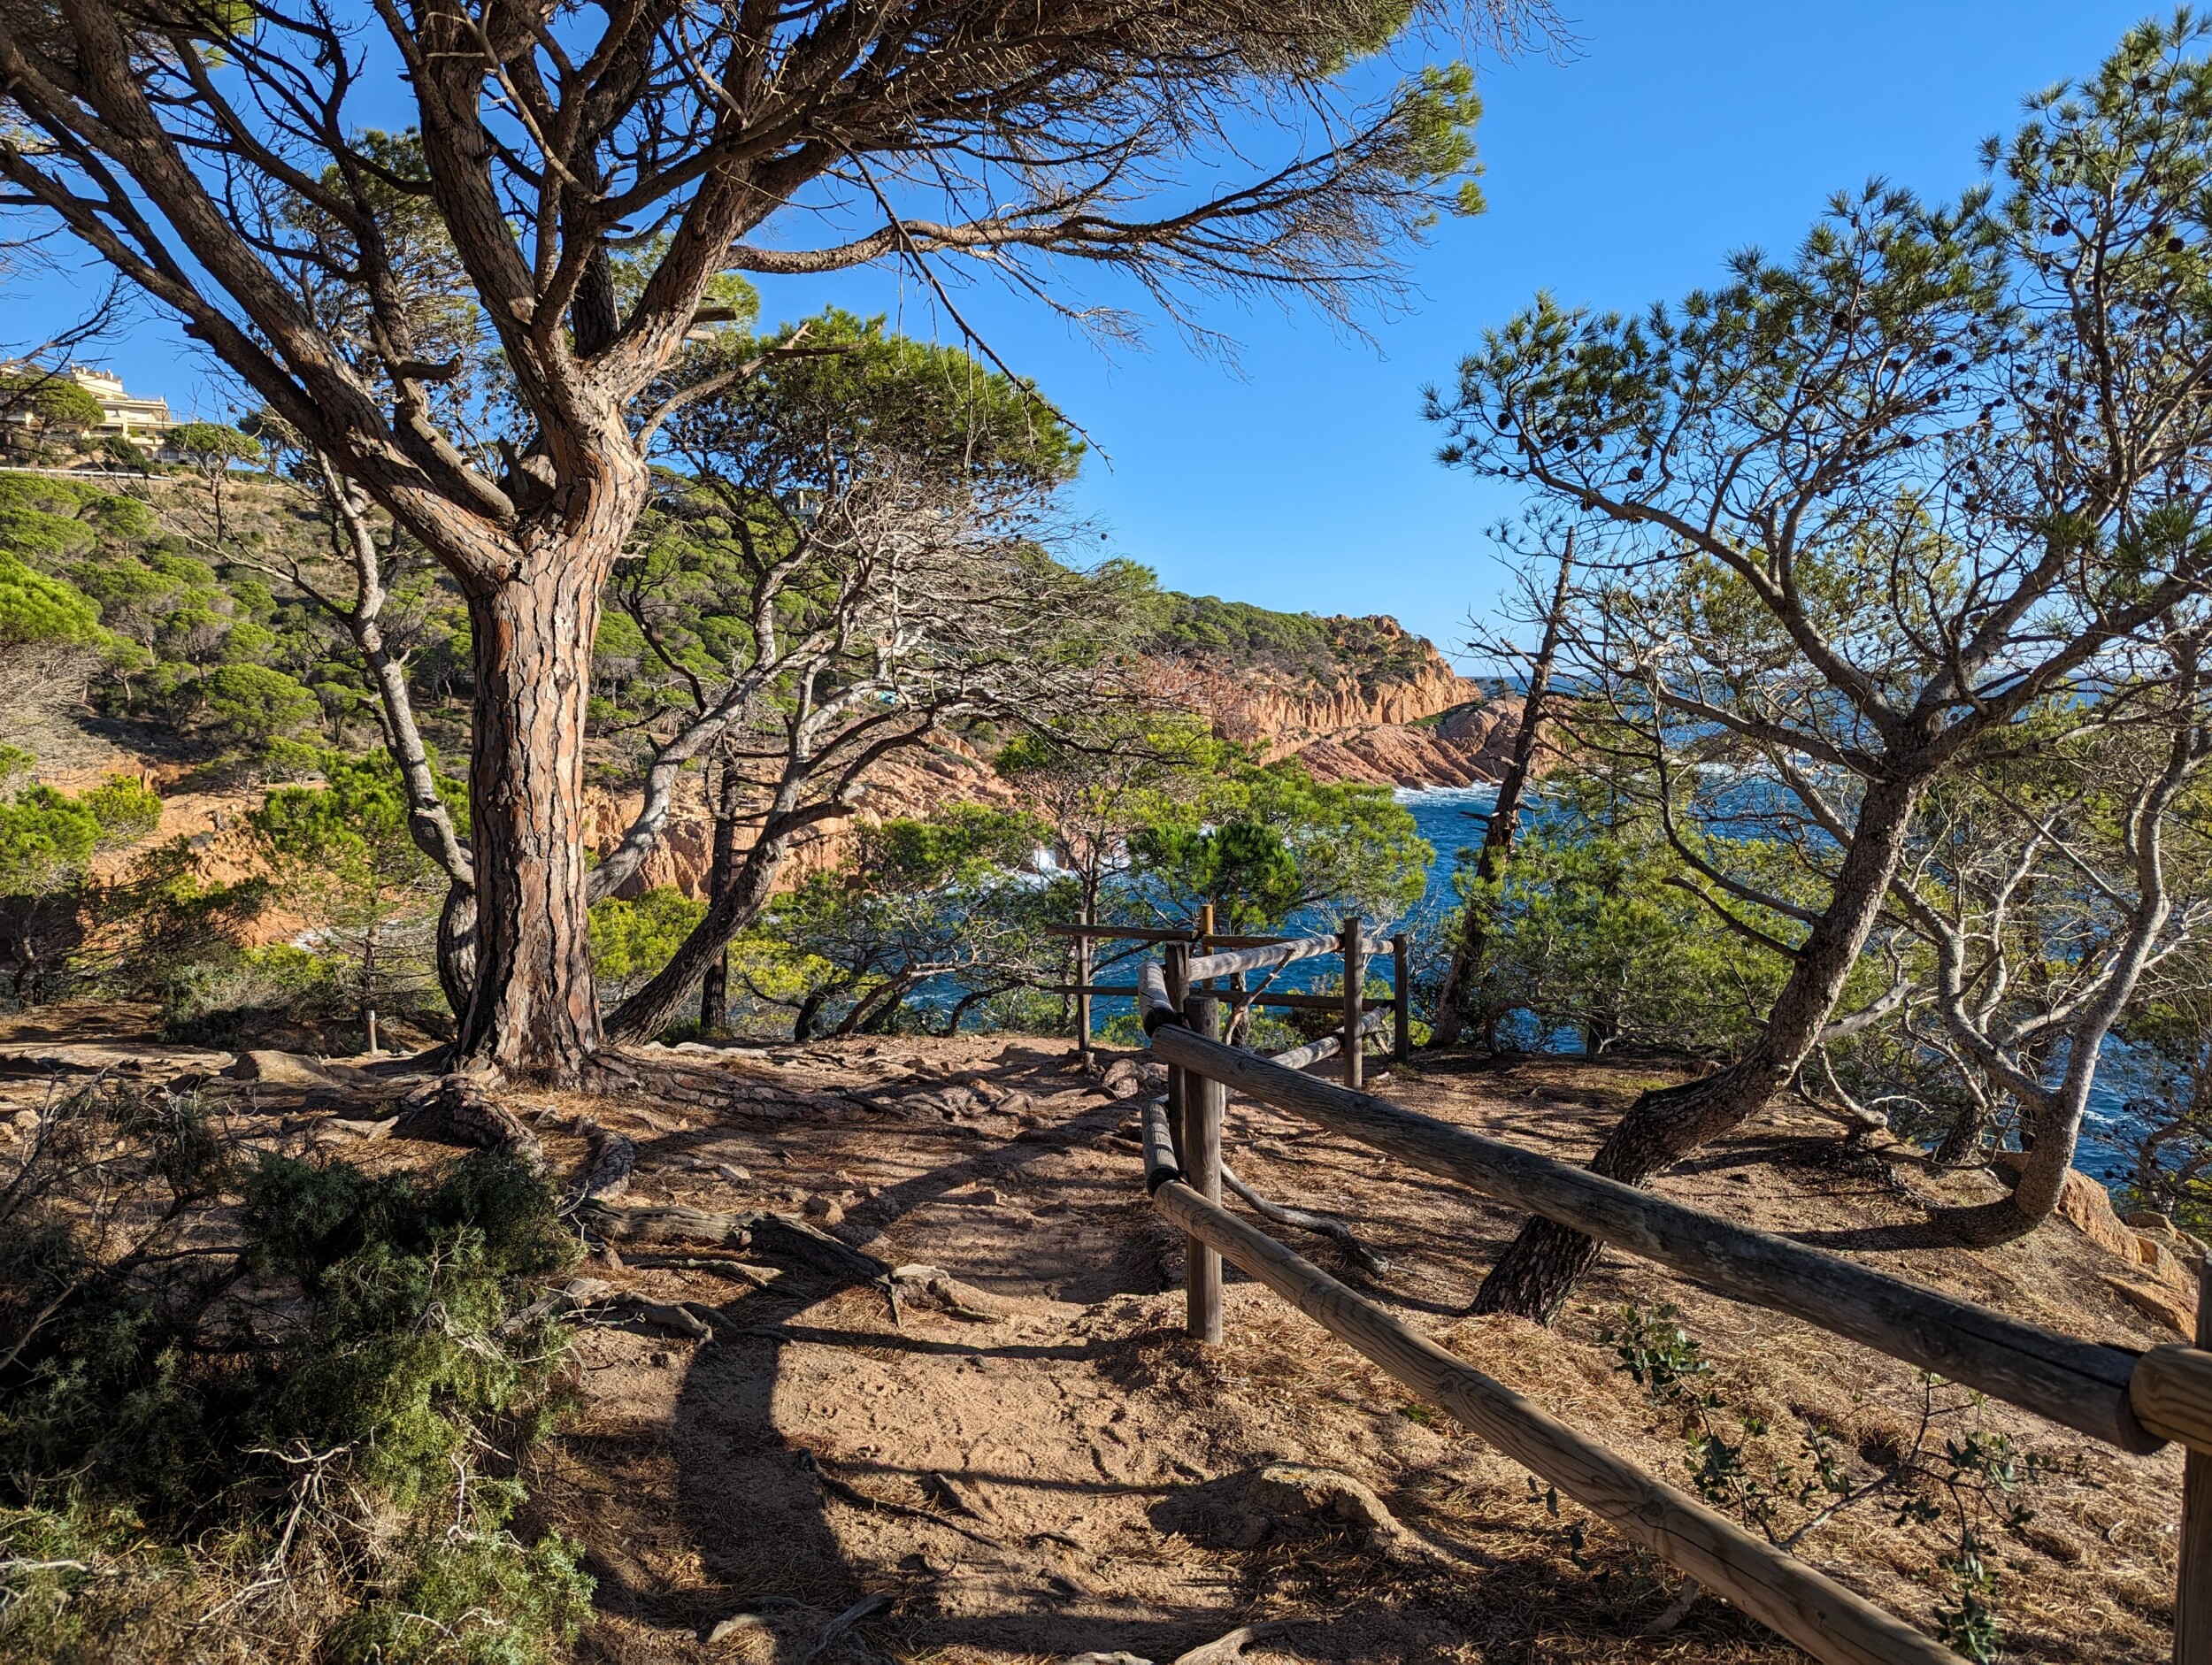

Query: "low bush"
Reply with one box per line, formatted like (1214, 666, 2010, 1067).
(0, 1082, 590, 1663)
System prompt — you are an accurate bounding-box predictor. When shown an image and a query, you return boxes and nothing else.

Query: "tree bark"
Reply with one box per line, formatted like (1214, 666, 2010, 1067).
(437, 883, 478, 1024)
(697, 756, 741, 1032)
(456, 564, 610, 1080)
(1471, 768, 1925, 1320)
(1933, 1101, 1988, 1166)
(1432, 540, 1573, 1047)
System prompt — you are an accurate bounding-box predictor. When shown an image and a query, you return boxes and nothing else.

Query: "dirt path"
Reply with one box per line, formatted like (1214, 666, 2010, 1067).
(465, 1037, 2188, 1665)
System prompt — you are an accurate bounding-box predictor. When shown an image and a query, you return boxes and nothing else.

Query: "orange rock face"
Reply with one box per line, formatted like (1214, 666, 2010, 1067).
(1290, 697, 1530, 788)
(585, 735, 1019, 902)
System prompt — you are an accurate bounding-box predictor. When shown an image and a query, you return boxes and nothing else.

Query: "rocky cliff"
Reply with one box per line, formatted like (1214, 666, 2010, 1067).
(1187, 641, 1479, 752)
(1292, 696, 1531, 787)
(584, 736, 1017, 902)
(1169, 613, 1535, 788)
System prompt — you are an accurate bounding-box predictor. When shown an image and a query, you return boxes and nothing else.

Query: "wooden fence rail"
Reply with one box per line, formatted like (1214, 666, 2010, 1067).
(1138, 1098, 1959, 1665)
(1131, 956, 2212, 1664)
(1146, 1021, 2150, 1451)
(1067, 911, 1407, 1075)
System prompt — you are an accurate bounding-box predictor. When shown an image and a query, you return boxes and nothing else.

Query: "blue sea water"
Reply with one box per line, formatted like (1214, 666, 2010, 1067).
(1056, 786, 2155, 1178)
(1379, 787, 2152, 1183)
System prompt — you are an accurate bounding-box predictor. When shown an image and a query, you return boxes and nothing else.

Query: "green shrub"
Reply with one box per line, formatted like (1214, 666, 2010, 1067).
(588, 884, 705, 999)
(0, 1088, 588, 1661)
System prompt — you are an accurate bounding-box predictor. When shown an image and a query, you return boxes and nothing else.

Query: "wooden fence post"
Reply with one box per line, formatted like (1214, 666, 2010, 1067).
(1184, 991, 1224, 1343)
(1164, 943, 1190, 1167)
(1340, 916, 1366, 1091)
(2179, 1262, 2212, 1664)
(1075, 932, 1093, 1069)
(1391, 932, 1410, 1063)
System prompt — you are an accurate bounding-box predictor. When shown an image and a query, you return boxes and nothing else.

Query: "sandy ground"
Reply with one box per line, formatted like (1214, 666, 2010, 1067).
(0, 1022, 2191, 1664)
(501, 1039, 2188, 1665)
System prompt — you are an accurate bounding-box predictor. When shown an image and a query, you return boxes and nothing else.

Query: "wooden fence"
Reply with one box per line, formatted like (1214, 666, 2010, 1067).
(1044, 907, 1409, 1078)
(1126, 944, 2212, 1665)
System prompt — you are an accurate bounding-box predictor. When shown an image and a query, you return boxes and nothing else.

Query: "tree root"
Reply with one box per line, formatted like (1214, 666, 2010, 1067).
(890, 1262, 1008, 1322)
(1172, 1623, 1286, 1664)
(1219, 1162, 1388, 1274)
(1638, 1578, 1701, 1637)
(798, 1592, 891, 1665)
(578, 1047, 877, 1118)
(802, 1453, 1005, 1548)
(396, 1074, 542, 1166)
(567, 1121, 634, 1203)
(526, 1276, 718, 1339)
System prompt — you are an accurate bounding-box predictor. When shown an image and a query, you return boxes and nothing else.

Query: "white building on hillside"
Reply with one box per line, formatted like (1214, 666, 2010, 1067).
(0, 361, 174, 442)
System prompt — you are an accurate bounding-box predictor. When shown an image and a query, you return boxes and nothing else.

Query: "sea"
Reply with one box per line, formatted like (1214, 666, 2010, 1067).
(1085, 783, 2154, 1185)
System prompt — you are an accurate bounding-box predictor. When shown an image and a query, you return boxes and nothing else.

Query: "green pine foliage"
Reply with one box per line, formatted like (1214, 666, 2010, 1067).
(1129, 753, 1432, 932)
(0, 1086, 589, 1664)
(588, 885, 708, 1001)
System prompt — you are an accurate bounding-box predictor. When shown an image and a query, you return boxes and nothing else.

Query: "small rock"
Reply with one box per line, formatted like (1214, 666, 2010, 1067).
(703, 1613, 772, 1645)
(1249, 1461, 1407, 1538)
(11, 1108, 39, 1132)
(803, 1195, 845, 1225)
(228, 1048, 371, 1094)
(2104, 1272, 2197, 1335)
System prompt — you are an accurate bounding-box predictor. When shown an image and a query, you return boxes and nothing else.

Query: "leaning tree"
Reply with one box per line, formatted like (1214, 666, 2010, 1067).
(1429, 20, 2212, 1316)
(0, 0, 1542, 1079)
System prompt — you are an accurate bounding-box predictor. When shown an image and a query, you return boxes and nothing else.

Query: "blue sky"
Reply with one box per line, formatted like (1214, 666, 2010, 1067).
(12, 1, 2157, 658)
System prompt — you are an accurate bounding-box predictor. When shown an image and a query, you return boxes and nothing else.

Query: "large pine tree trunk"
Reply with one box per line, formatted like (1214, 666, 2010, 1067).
(455, 564, 609, 1080)
(1471, 769, 1924, 1319)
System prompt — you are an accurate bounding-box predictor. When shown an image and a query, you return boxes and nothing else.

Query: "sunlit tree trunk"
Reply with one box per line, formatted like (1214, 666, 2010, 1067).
(1472, 770, 1924, 1318)
(454, 555, 617, 1079)
(697, 756, 741, 1032)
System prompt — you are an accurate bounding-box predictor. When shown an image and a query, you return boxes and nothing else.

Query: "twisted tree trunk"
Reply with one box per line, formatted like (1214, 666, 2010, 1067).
(1471, 770, 1924, 1319)
(697, 756, 742, 1032)
(606, 807, 816, 1044)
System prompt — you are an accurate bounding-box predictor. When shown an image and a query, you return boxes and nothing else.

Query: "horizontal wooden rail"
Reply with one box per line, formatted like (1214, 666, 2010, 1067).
(1230, 989, 1400, 1013)
(1150, 1177, 1960, 1665)
(1149, 1024, 2155, 1453)
(1267, 1009, 1387, 1072)
(1045, 924, 1295, 947)
(2135, 1346, 2212, 1454)
(1048, 983, 1399, 1014)
(1187, 933, 1393, 982)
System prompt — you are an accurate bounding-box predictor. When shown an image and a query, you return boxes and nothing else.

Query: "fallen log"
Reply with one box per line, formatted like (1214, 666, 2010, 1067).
(569, 1121, 635, 1203)
(579, 1200, 893, 1285)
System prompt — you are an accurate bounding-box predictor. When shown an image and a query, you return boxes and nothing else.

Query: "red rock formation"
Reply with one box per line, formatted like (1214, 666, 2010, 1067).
(1181, 622, 1482, 754)
(1291, 696, 1530, 787)
(586, 735, 1019, 901)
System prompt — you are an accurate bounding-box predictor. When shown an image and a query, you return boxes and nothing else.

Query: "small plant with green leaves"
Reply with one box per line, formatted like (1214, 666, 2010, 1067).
(1599, 1301, 1714, 1405)
(1598, 1305, 2050, 1656)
